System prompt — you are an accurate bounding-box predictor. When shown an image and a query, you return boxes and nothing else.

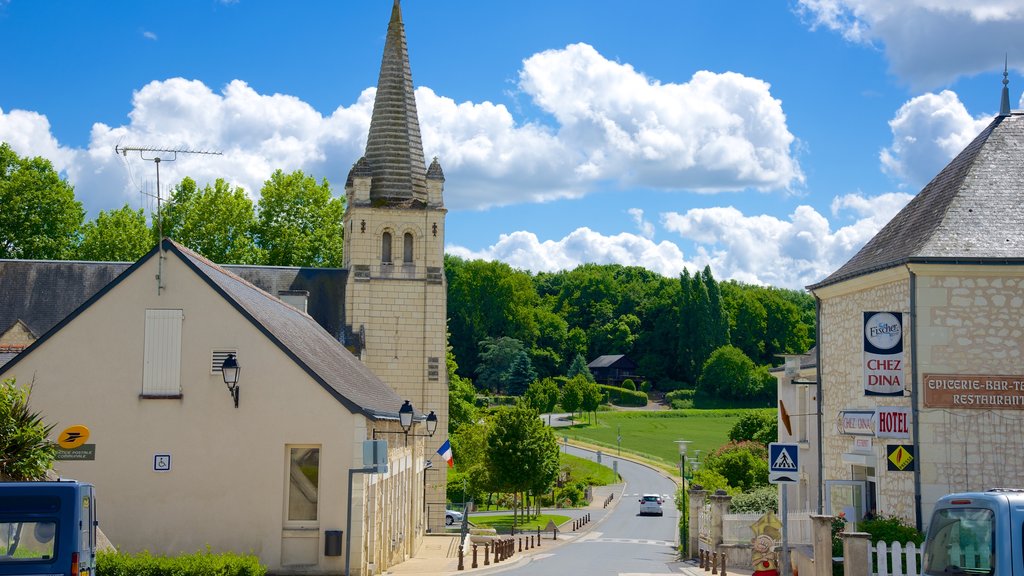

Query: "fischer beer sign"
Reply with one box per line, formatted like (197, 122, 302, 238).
(864, 312, 904, 396)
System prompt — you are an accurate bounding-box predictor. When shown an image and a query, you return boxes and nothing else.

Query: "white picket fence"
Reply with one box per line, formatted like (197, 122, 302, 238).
(872, 541, 922, 576)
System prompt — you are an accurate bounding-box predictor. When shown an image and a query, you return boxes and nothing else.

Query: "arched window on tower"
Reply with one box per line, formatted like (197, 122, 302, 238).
(403, 232, 414, 264)
(381, 231, 392, 264)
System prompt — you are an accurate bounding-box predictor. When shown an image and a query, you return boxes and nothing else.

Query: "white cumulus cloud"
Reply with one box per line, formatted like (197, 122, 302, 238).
(796, 0, 1024, 88)
(446, 228, 693, 278)
(880, 91, 991, 189)
(519, 43, 803, 192)
(659, 191, 913, 288)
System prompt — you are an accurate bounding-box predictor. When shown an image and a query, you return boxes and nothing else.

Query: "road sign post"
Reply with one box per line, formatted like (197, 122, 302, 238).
(769, 443, 800, 576)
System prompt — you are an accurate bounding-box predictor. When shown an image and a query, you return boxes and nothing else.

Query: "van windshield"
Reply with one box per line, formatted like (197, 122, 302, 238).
(0, 521, 58, 562)
(922, 508, 994, 576)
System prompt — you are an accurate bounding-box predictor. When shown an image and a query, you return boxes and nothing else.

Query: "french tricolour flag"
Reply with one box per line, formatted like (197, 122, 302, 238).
(436, 439, 454, 468)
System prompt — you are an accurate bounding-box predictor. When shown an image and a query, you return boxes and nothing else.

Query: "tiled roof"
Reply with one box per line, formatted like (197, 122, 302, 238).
(364, 0, 428, 205)
(811, 112, 1024, 289)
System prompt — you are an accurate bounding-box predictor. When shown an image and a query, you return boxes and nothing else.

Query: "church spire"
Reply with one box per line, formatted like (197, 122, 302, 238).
(364, 0, 428, 205)
(1000, 55, 1011, 117)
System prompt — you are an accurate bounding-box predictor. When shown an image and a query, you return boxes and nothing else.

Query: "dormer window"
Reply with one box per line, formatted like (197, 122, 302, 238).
(403, 233, 414, 264)
(381, 231, 393, 264)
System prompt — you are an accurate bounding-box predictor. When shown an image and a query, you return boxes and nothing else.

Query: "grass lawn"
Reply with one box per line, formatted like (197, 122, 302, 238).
(560, 452, 619, 485)
(471, 513, 571, 532)
(557, 409, 765, 470)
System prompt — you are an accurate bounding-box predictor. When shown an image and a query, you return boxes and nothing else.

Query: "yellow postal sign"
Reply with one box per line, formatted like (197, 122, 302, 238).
(58, 425, 90, 449)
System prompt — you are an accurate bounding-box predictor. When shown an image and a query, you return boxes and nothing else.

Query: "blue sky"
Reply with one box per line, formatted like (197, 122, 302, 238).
(2, 1, 1023, 289)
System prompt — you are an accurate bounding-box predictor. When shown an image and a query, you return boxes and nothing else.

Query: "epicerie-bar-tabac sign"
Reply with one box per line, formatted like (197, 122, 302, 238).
(923, 373, 1024, 409)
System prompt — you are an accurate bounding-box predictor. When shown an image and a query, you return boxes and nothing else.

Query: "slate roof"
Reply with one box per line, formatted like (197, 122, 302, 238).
(0, 240, 404, 419)
(588, 354, 635, 369)
(811, 112, 1024, 290)
(0, 260, 347, 343)
(363, 0, 429, 205)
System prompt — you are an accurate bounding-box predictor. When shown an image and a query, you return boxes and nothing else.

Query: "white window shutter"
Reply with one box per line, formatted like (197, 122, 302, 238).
(143, 309, 183, 396)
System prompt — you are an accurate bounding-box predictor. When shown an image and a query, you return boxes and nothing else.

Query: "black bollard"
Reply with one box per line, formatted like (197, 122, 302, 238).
(472, 544, 478, 569)
(458, 544, 465, 571)
(484, 542, 490, 566)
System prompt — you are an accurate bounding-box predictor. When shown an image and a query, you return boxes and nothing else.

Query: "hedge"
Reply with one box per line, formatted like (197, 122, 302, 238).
(599, 384, 647, 407)
(97, 550, 266, 576)
(665, 388, 695, 409)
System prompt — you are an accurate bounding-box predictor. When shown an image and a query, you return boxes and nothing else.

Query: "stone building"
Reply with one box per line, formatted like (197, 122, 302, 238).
(0, 1, 448, 573)
(808, 77, 1024, 529)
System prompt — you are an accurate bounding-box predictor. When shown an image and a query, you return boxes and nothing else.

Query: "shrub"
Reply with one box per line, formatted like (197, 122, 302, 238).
(598, 384, 647, 407)
(97, 549, 266, 576)
(728, 409, 777, 445)
(638, 381, 651, 392)
(621, 379, 637, 391)
(860, 514, 923, 545)
(665, 389, 695, 408)
(729, 485, 778, 513)
(700, 441, 769, 492)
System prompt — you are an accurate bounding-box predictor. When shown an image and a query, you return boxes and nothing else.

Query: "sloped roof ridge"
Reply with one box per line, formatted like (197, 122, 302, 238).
(810, 114, 1005, 289)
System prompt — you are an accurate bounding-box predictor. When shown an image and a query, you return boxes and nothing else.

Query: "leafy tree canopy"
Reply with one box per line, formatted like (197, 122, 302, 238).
(77, 204, 152, 262)
(255, 169, 344, 267)
(160, 177, 261, 264)
(0, 142, 83, 260)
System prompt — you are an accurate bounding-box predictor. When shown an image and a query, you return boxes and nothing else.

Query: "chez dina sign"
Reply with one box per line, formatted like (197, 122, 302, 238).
(924, 374, 1024, 409)
(839, 407, 911, 439)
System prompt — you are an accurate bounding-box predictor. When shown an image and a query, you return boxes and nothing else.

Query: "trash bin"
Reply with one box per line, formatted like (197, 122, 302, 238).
(325, 530, 343, 556)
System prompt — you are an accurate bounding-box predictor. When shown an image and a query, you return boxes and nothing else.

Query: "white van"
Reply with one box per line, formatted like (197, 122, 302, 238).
(922, 489, 1023, 576)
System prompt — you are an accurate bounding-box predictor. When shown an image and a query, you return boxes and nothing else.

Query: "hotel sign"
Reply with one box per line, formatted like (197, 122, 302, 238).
(864, 312, 905, 396)
(924, 373, 1024, 409)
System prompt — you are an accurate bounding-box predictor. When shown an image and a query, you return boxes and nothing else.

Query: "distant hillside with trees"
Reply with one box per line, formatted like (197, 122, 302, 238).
(446, 256, 815, 402)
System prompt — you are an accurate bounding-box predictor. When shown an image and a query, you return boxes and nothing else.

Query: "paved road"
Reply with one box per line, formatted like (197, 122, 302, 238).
(495, 444, 681, 576)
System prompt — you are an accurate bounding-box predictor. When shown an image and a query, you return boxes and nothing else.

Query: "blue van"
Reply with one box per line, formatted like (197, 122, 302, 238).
(0, 481, 97, 576)
(922, 489, 1022, 576)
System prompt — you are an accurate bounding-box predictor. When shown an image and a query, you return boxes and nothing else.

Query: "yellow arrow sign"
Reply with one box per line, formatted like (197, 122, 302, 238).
(58, 425, 90, 449)
(888, 445, 913, 470)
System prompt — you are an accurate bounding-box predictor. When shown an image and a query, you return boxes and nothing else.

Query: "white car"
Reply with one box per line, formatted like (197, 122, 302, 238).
(638, 494, 664, 516)
(445, 509, 464, 526)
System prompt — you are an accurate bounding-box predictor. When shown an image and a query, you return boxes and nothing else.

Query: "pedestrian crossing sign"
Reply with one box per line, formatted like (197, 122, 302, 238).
(769, 442, 799, 484)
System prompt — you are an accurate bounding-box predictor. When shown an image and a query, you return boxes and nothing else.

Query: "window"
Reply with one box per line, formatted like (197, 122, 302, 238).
(0, 520, 57, 562)
(922, 508, 994, 575)
(286, 447, 320, 524)
(381, 232, 392, 264)
(143, 309, 183, 397)
(403, 232, 414, 263)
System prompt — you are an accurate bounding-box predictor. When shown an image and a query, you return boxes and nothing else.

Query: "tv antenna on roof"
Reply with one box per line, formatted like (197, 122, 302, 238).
(115, 145, 223, 294)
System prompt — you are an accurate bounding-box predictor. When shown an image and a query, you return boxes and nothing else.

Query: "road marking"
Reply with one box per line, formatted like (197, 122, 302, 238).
(576, 536, 676, 547)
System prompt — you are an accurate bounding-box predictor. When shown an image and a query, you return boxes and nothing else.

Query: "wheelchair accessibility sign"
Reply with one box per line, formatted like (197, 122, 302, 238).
(769, 442, 799, 484)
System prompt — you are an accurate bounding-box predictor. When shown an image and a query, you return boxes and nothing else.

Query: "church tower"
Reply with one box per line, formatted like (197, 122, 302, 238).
(343, 0, 449, 528)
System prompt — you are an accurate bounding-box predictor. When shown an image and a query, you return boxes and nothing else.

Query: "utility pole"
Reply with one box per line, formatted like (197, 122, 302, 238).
(115, 145, 222, 294)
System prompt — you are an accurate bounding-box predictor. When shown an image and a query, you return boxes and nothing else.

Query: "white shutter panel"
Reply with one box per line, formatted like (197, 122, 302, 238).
(143, 309, 183, 396)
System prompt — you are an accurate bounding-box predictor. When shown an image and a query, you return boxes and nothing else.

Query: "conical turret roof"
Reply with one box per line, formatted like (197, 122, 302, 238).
(364, 0, 428, 205)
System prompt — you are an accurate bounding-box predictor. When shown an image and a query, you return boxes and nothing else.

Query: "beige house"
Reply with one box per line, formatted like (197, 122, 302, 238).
(0, 2, 448, 573)
(807, 82, 1024, 529)
(773, 348, 820, 516)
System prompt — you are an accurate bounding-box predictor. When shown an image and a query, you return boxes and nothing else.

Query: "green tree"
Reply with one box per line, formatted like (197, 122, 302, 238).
(579, 378, 603, 424)
(728, 409, 778, 445)
(446, 256, 540, 379)
(254, 169, 345, 267)
(447, 338, 477, 433)
(0, 142, 83, 260)
(486, 403, 559, 524)
(505, 350, 537, 396)
(77, 204, 152, 261)
(560, 376, 584, 423)
(0, 379, 56, 481)
(524, 378, 560, 421)
(476, 337, 528, 395)
(699, 345, 762, 399)
(160, 177, 261, 264)
(567, 353, 594, 382)
(700, 441, 769, 492)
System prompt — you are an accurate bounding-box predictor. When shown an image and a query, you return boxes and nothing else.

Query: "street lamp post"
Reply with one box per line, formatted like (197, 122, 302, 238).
(676, 440, 692, 558)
